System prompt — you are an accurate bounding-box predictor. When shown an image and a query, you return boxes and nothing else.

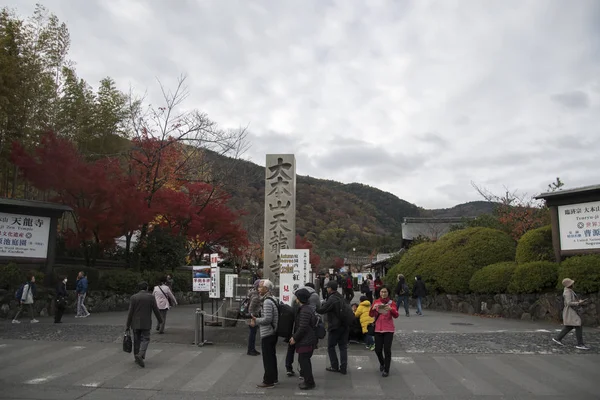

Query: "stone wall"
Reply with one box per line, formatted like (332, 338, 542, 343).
(0, 288, 205, 319)
(420, 292, 599, 327)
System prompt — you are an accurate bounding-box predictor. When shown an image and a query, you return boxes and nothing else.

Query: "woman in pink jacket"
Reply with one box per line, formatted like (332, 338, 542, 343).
(369, 285, 399, 377)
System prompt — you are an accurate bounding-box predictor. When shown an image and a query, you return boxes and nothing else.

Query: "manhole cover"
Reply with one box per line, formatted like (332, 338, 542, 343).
(450, 322, 474, 326)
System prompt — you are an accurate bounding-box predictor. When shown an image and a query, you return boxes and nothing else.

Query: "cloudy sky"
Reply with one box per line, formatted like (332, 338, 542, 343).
(8, 0, 600, 208)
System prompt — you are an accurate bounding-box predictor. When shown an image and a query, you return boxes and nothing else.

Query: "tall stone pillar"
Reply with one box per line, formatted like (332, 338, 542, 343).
(263, 154, 296, 284)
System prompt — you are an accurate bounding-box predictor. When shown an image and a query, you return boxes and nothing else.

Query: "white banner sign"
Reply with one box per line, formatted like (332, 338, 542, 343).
(192, 266, 211, 292)
(0, 212, 51, 259)
(558, 201, 600, 251)
(225, 274, 237, 298)
(209, 266, 220, 299)
(279, 249, 309, 306)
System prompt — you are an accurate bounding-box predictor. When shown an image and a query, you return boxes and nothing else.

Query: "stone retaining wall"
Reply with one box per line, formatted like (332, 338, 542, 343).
(0, 288, 205, 319)
(420, 292, 599, 327)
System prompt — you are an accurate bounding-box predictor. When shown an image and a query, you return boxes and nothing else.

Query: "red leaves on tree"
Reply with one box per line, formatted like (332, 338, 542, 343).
(296, 234, 321, 269)
(333, 256, 344, 270)
(496, 204, 550, 241)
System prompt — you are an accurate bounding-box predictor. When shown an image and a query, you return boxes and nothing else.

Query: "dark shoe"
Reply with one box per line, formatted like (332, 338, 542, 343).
(247, 350, 260, 356)
(286, 368, 295, 377)
(406, 313, 409, 317)
(326, 367, 340, 373)
(380, 364, 384, 372)
(134, 355, 145, 368)
(299, 382, 315, 390)
(158, 331, 164, 334)
(339, 367, 347, 375)
(256, 382, 275, 388)
(382, 371, 389, 377)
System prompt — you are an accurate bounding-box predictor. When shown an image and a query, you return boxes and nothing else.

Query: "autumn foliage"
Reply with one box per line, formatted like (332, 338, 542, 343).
(296, 234, 321, 270)
(11, 131, 247, 266)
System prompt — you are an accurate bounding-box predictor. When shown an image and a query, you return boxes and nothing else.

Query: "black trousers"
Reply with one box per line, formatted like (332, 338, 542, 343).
(298, 350, 315, 386)
(285, 343, 295, 370)
(133, 329, 151, 359)
(556, 325, 584, 345)
(261, 334, 278, 384)
(375, 332, 394, 373)
(54, 305, 65, 323)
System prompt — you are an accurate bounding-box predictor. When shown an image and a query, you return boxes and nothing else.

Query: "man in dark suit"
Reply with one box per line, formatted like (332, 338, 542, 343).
(126, 281, 163, 368)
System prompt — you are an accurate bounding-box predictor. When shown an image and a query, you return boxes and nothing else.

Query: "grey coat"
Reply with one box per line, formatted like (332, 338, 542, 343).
(255, 295, 279, 338)
(562, 288, 581, 327)
(127, 291, 163, 331)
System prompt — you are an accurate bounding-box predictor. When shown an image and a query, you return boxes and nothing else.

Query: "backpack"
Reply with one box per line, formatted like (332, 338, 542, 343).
(360, 280, 369, 294)
(265, 297, 295, 339)
(15, 284, 25, 301)
(337, 297, 356, 327)
(239, 297, 250, 315)
(346, 277, 353, 289)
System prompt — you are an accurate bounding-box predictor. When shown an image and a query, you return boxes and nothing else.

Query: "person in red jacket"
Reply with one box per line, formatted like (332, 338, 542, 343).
(369, 285, 398, 377)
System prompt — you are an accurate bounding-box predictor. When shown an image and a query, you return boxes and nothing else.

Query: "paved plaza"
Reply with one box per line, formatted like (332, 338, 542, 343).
(1, 304, 599, 399)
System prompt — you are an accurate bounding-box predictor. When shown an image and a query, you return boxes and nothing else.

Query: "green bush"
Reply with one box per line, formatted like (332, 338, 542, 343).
(516, 225, 555, 264)
(433, 227, 517, 294)
(53, 266, 101, 290)
(557, 255, 600, 294)
(385, 242, 437, 290)
(172, 271, 192, 292)
(142, 270, 167, 287)
(508, 261, 558, 294)
(0, 262, 25, 290)
(469, 262, 517, 294)
(98, 270, 142, 294)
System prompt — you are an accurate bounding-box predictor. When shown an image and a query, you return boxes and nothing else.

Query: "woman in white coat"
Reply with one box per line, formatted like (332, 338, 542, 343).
(153, 276, 177, 334)
(552, 278, 589, 350)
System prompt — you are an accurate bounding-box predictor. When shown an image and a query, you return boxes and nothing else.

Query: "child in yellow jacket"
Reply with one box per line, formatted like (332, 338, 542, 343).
(355, 296, 375, 350)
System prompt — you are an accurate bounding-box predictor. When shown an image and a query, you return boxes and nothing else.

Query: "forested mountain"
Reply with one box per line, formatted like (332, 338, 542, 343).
(213, 153, 494, 262)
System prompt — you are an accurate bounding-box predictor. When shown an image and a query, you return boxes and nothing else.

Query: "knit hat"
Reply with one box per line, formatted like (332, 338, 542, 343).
(295, 288, 311, 304)
(562, 278, 574, 288)
(359, 295, 368, 302)
(326, 280, 338, 291)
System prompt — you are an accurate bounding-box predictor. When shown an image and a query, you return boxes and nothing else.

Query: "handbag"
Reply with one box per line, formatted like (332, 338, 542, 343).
(159, 285, 174, 307)
(123, 329, 132, 353)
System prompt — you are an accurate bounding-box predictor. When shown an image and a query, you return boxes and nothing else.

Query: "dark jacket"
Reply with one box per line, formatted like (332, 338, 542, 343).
(413, 277, 427, 298)
(56, 282, 67, 298)
(316, 291, 344, 331)
(76, 277, 88, 294)
(395, 278, 409, 296)
(126, 290, 163, 330)
(293, 304, 317, 348)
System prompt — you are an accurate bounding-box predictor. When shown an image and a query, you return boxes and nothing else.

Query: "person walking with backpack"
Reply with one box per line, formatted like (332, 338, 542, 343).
(75, 271, 90, 318)
(369, 285, 399, 377)
(13, 274, 38, 324)
(413, 275, 427, 316)
(395, 274, 410, 317)
(251, 279, 279, 389)
(552, 278, 590, 350)
(54, 276, 68, 323)
(289, 288, 318, 390)
(153, 276, 177, 334)
(246, 279, 262, 356)
(316, 281, 350, 375)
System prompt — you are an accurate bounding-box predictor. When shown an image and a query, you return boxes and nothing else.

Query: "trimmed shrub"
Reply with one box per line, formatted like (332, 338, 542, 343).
(385, 242, 437, 290)
(98, 270, 142, 294)
(53, 266, 101, 290)
(0, 262, 25, 290)
(557, 255, 600, 294)
(508, 261, 558, 294)
(172, 271, 192, 292)
(469, 262, 517, 294)
(516, 225, 554, 264)
(433, 227, 517, 294)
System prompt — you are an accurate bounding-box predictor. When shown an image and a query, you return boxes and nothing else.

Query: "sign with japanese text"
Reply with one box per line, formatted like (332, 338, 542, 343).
(0, 212, 50, 259)
(263, 155, 296, 283)
(558, 201, 600, 251)
(279, 249, 309, 306)
(192, 266, 211, 292)
(209, 266, 220, 299)
(210, 253, 219, 268)
(225, 274, 237, 298)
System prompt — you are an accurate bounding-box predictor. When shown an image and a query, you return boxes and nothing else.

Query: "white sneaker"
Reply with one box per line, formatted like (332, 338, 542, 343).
(12, 319, 20, 324)
(575, 345, 590, 350)
(552, 338, 564, 346)
(30, 319, 39, 324)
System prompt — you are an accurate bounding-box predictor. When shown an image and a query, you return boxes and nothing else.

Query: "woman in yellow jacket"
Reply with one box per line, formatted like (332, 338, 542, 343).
(355, 296, 375, 350)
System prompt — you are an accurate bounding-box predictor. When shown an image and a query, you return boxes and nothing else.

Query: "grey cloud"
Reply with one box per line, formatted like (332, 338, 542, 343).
(551, 90, 590, 109)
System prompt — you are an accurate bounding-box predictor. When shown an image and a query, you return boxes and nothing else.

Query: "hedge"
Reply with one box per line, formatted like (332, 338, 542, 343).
(515, 225, 554, 264)
(384, 242, 437, 290)
(469, 262, 517, 294)
(557, 255, 600, 294)
(507, 261, 558, 294)
(0, 263, 44, 291)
